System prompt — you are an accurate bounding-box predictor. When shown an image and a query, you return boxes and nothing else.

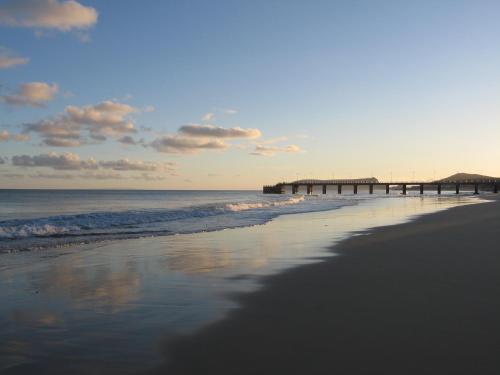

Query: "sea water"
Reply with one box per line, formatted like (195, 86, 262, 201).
(0, 190, 482, 373)
(0, 189, 359, 252)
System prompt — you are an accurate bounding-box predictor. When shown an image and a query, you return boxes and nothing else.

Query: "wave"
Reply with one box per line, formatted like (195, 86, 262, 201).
(224, 196, 305, 211)
(0, 195, 354, 252)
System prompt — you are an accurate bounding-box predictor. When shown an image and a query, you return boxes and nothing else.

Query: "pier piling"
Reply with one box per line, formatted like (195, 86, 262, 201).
(420, 184, 424, 194)
(402, 184, 407, 195)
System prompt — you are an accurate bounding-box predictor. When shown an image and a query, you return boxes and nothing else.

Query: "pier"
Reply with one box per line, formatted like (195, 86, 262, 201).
(263, 178, 499, 195)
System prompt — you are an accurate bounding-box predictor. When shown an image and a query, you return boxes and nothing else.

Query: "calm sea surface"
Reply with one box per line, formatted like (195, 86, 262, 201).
(0, 190, 482, 373)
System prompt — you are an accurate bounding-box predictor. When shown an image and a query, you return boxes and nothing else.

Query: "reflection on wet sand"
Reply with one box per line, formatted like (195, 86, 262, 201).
(29, 258, 141, 313)
(165, 235, 275, 275)
(10, 309, 62, 328)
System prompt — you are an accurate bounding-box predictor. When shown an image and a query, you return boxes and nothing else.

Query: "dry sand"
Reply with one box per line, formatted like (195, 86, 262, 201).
(150, 196, 500, 375)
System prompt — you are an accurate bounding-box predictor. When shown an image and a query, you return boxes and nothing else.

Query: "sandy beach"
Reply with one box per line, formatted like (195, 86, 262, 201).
(153, 196, 500, 374)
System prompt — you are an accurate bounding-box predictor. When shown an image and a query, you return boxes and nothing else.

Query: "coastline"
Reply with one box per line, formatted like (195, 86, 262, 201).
(154, 195, 500, 374)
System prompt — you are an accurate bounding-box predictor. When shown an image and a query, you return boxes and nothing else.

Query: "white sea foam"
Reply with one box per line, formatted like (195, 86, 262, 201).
(225, 196, 305, 211)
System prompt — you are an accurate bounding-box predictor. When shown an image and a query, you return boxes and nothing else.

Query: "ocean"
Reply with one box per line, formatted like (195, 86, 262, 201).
(0, 189, 361, 252)
(0, 190, 481, 373)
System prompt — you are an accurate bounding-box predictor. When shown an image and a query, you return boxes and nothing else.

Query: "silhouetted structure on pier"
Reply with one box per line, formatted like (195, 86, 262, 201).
(263, 177, 499, 195)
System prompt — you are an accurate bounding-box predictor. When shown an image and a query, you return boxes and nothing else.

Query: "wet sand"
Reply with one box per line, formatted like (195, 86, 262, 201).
(154, 196, 500, 375)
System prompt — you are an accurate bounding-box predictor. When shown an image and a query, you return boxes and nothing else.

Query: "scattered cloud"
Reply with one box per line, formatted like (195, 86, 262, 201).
(0, 0, 98, 32)
(78, 171, 125, 180)
(150, 123, 264, 155)
(99, 159, 176, 172)
(8, 152, 177, 178)
(202, 112, 215, 122)
(224, 109, 237, 115)
(118, 135, 141, 145)
(1, 82, 58, 107)
(178, 124, 261, 139)
(12, 152, 98, 170)
(11, 171, 175, 181)
(0, 130, 31, 142)
(151, 135, 228, 154)
(66, 101, 136, 131)
(13, 134, 30, 141)
(250, 144, 303, 156)
(29, 172, 75, 179)
(0, 46, 29, 69)
(25, 171, 124, 180)
(43, 137, 81, 147)
(23, 100, 143, 146)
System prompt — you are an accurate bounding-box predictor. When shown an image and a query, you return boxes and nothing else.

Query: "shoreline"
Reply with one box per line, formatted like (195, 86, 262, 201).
(152, 195, 500, 374)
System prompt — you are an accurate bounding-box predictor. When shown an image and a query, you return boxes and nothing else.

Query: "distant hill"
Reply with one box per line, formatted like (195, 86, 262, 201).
(439, 173, 498, 182)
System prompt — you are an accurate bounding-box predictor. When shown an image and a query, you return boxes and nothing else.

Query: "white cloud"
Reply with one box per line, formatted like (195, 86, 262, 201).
(0, 130, 31, 142)
(202, 112, 215, 122)
(224, 109, 237, 115)
(0, 130, 9, 141)
(151, 135, 228, 154)
(23, 100, 144, 146)
(0, 0, 98, 32)
(12, 152, 98, 170)
(250, 144, 303, 156)
(1, 82, 58, 107)
(0, 46, 29, 69)
(66, 101, 136, 130)
(178, 124, 261, 139)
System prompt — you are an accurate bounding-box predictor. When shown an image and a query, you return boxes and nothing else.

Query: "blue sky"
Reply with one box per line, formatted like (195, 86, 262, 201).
(1, 0, 500, 189)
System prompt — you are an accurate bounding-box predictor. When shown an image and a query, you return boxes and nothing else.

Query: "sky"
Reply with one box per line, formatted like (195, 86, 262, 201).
(1, 0, 500, 189)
